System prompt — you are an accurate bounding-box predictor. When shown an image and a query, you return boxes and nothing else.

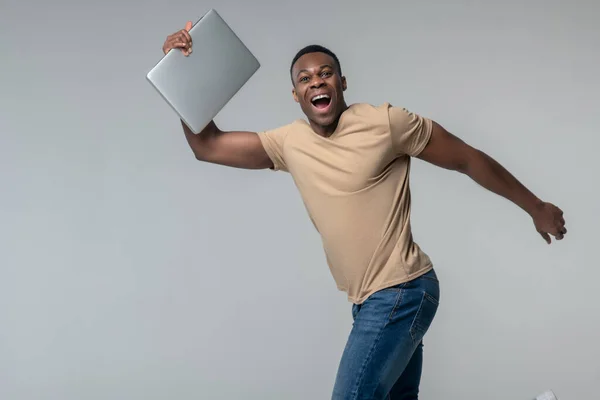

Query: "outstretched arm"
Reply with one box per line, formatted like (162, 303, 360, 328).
(417, 121, 567, 244)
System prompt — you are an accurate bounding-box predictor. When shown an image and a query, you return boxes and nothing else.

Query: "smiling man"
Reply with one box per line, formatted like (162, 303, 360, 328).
(161, 23, 566, 400)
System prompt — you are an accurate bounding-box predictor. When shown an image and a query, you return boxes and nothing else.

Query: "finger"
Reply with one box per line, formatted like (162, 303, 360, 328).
(176, 36, 191, 55)
(185, 21, 193, 31)
(539, 231, 551, 244)
(180, 33, 192, 52)
(554, 224, 568, 239)
(167, 32, 188, 44)
(170, 35, 189, 47)
(164, 43, 183, 54)
(163, 42, 175, 54)
(181, 29, 192, 45)
(175, 32, 191, 50)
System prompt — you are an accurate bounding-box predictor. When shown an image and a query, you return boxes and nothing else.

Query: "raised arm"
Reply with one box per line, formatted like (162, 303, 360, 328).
(162, 22, 273, 170)
(181, 120, 273, 169)
(416, 121, 567, 244)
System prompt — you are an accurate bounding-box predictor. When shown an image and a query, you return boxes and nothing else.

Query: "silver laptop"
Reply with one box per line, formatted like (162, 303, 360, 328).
(146, 9, 260, 133)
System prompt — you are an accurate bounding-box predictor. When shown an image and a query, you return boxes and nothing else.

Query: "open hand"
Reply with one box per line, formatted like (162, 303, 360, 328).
(162, 21, 193, 56)
(532, 202, 566, 244)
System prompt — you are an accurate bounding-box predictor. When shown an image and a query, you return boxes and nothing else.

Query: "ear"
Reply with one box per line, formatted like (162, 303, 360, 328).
(292, 87, 299, 103)
(341, 76, 347, 91)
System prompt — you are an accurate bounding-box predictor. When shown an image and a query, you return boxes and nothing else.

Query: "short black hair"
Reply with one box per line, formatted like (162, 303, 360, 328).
(290, 44, 342, 83)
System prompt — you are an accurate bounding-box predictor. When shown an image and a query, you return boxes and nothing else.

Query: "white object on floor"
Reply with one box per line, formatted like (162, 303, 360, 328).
(534, 390, 558, 400)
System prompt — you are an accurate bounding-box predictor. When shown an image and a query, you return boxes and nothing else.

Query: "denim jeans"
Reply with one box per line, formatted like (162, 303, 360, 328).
(332, 268, 440, 400)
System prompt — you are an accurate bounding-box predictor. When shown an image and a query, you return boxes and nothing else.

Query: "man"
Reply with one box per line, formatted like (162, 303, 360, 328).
(161, 22, 566, 400)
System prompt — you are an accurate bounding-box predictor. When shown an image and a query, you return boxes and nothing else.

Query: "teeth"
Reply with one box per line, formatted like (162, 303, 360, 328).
(311, 94, 330, 102)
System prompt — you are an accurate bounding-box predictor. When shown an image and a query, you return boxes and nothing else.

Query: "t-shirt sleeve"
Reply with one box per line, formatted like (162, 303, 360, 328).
(388, 105, 433, 157)
(257, 124, 290, 172)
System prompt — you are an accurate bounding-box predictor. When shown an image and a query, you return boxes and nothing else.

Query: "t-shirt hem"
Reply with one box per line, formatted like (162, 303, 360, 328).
(347, 263, 434, 305)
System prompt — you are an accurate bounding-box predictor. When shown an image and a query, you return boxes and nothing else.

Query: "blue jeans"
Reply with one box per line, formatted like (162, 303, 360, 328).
(332, 268, 440, 400)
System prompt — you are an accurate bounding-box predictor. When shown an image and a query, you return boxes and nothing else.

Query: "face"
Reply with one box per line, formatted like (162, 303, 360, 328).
(291, 52, 347, 129)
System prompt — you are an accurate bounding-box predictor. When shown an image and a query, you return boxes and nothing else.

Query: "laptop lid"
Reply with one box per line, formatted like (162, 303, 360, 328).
(146, 9, 260, 133)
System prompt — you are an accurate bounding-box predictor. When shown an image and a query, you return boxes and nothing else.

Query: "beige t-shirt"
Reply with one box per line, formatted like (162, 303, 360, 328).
(258, 102, 434, 304)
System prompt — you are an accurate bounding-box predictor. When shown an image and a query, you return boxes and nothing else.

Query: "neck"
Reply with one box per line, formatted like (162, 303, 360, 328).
(310, 102, 349, 137)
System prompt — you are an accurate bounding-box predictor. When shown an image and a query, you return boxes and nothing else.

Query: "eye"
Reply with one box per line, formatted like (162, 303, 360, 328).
(299, 76, 309, 83)
(321, 71, 333, 78)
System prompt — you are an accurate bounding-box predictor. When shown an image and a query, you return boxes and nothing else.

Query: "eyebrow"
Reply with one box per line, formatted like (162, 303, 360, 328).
(296, 64, 334, 78)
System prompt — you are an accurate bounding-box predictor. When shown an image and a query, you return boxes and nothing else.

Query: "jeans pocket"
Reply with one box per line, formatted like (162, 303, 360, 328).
(409, 291, 439, 342)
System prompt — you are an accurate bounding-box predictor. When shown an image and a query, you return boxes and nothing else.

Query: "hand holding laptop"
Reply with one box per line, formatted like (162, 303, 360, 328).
(162, 21, 193, 56)
(147, 9, 260, 133)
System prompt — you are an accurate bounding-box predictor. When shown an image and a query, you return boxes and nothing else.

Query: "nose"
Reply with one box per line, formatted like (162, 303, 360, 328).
(310, 75, 325, 88)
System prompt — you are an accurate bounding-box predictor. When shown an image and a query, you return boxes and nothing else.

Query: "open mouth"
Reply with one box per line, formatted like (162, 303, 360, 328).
(311, 94, 331, 111)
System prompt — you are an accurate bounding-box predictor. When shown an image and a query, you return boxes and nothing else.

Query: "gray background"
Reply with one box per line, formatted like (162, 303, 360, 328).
(1, 0, 598, 399)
